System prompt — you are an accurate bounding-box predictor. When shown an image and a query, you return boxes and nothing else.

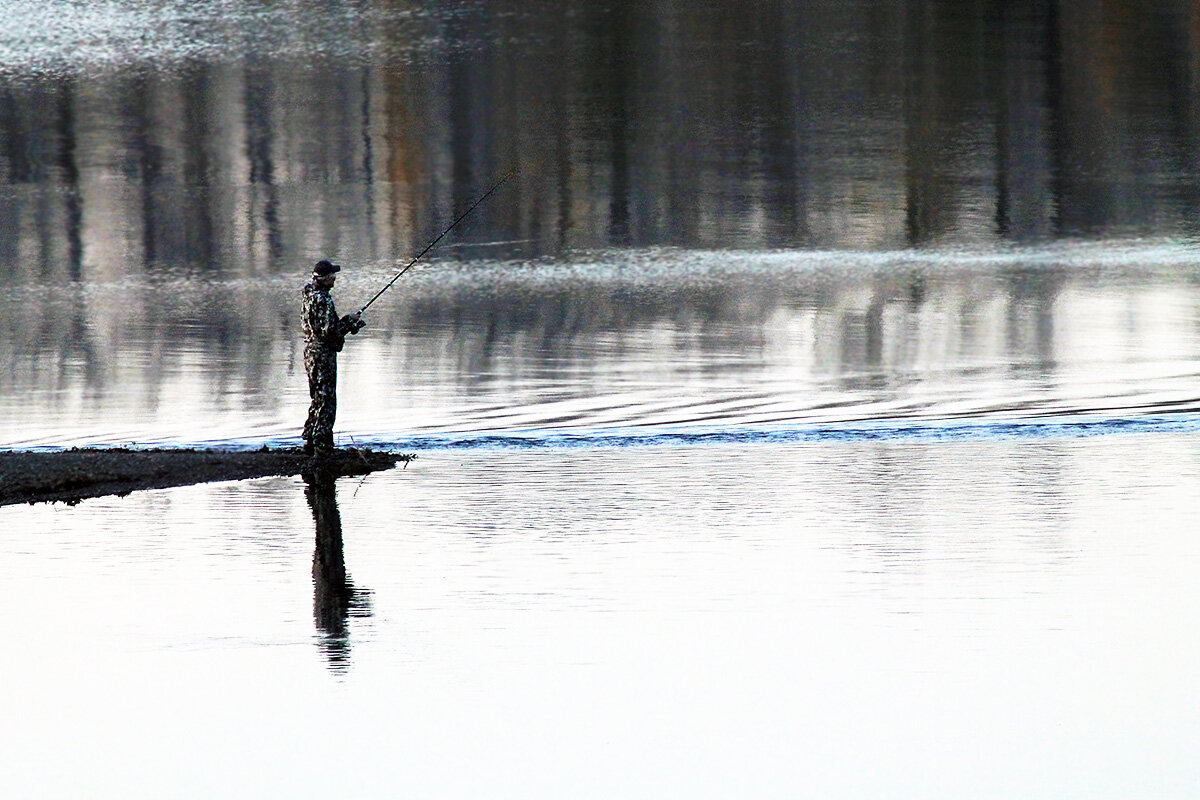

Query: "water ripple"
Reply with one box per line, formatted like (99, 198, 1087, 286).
(329, 411, 1200, 452)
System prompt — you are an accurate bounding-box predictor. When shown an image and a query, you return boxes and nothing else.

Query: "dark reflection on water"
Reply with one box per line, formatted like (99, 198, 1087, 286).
(4, 0, 1200, 284)
(305, 468, 372, 673)
(2, 1, 1200, 444)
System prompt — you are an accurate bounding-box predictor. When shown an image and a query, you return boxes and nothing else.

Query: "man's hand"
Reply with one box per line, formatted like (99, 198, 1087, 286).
(341, 312, 366, 334)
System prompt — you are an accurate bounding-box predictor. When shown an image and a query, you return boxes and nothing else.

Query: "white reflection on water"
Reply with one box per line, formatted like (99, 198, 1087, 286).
(0, 0, 412, 76)
(4, 243, 1200, 450)
(2, 435, 1199, 797)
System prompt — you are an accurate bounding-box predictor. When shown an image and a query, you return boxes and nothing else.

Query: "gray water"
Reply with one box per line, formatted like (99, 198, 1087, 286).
(3, 1, 1200, 797)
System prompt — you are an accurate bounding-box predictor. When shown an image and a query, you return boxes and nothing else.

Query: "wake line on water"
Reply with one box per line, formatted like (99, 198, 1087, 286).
(350, 411, 1200, 451)
(27, 410, 1200, 453)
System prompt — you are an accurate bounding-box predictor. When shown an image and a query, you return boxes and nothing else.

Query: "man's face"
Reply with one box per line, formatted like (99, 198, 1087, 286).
(320, 274, 336, 289)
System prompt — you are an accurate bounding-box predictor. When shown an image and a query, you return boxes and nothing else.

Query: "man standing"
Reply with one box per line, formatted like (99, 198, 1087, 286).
(302, 260, 365, 455)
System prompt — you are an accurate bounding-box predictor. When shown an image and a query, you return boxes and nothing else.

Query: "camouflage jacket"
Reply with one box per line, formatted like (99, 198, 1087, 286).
(302, 282, 351, 353)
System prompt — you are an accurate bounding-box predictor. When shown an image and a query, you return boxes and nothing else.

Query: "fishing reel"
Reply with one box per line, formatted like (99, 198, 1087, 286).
(341, 314, 366, 335)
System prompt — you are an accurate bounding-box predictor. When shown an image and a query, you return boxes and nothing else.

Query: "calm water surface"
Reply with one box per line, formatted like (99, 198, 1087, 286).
(4, 439, 1200, 797)
(3, 1, 1200, 797)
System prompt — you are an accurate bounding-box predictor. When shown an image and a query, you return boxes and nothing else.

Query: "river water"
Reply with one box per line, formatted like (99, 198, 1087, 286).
(2, 1, 1200, 797)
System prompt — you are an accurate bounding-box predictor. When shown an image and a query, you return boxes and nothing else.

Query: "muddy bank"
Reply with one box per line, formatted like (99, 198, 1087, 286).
(0, 447, 413, 507)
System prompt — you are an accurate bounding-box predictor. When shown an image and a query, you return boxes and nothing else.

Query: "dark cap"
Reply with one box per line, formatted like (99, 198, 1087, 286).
(313, 260, 341, 276)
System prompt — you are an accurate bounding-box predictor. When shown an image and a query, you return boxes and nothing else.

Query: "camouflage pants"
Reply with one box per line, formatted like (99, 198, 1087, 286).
(303, 346, 338, 446)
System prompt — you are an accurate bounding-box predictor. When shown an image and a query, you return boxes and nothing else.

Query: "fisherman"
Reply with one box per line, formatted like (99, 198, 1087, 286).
(301, 260, 365, 455)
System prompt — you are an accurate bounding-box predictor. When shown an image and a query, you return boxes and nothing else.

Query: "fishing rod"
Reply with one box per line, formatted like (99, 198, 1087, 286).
(357, 170, 516, 316)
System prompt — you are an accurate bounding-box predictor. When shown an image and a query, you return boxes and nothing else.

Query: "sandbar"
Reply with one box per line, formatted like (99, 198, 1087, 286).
(0, 447, 412, 507)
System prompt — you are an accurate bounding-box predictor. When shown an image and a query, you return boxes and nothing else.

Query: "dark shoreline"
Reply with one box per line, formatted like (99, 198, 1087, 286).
(0, 447, 413, 507)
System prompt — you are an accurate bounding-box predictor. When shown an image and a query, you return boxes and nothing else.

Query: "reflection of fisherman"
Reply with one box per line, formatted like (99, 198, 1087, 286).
(305, 468, 371, 673)
(301, 260, 365, 455)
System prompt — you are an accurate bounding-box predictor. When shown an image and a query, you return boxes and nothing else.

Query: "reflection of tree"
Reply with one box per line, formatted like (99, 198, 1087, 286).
(305, 468, 372, 675)
(4, 0, 1199, 281)
(4, 0, 1200, 423)
(1003, 267, 1065, 380)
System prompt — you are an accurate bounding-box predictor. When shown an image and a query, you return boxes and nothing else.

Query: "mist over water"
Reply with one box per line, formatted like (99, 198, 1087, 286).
(3, 2, 1200, 798)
